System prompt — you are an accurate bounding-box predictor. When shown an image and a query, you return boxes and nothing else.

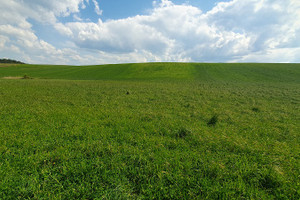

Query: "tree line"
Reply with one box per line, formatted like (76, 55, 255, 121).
(0, 58, 25, 64)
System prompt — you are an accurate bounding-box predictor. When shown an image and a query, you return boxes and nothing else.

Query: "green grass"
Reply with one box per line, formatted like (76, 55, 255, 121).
(1, 63, 299, 83)
(0, 63, 299, 199)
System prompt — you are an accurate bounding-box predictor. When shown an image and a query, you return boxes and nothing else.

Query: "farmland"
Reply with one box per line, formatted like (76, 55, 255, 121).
(0, 63, 299, 199)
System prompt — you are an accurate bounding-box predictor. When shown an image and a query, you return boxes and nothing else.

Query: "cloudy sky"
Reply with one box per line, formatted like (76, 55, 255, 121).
(0, 0, 299, 65)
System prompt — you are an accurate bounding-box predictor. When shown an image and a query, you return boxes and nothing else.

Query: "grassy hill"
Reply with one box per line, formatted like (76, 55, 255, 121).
(0, 62, 299, 83)
(0, 63, 299, 199)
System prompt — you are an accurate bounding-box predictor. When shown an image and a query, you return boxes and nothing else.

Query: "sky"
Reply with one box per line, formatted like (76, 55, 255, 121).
(0, 0, 299, 65)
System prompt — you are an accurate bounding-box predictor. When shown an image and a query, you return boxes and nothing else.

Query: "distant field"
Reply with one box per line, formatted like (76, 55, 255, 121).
(0, 63, 299, 199)
(0, 63, 299, 83)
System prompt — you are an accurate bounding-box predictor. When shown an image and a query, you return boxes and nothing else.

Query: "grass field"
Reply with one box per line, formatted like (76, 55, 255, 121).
(0, 63, 299, 199)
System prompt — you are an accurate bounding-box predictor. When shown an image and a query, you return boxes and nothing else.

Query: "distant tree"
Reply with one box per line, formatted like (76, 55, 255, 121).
(0, 58, 25, 64)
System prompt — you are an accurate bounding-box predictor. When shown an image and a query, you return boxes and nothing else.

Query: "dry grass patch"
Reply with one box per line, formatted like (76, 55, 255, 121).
(0, 64, 19, 67)
(2, 76, 23, 79)
(2, 75, 33, 79)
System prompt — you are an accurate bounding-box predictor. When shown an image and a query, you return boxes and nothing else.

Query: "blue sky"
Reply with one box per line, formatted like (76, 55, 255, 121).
(35, 0, 230, 48)
(0, 0, 299, 64)
(81, 0, 231, 21)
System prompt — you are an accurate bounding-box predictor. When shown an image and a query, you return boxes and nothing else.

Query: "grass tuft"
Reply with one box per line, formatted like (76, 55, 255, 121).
(22, 74, 32, 79)
(175, 127, 191, 138)
(207, 115, 218, 126)
(252, 107, 260, 112)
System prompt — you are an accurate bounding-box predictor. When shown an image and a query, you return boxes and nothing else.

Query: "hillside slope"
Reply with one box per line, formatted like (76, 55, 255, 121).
(0, 63, 299, 83)
(0, 62, 299, 199)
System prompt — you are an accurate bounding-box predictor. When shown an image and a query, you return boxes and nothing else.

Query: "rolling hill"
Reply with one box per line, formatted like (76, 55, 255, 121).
(0, 62, 299, 83)
(0, 63, 299, 199)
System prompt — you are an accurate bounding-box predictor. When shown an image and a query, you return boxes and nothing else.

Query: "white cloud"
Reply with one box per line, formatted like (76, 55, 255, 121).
(0, 0, 96, 64)
(0, 0, 85, 27)
(0, 0, 300, 64)
(54, 23, 74, 37)
(63, 19, 174, 54)
(59, 1, 255, 62)
(0, 35, 9, 48)
(92, 0, 103, 15)
(207, 0, 300, 47)
(237, 48, 300, 63)
(0, 23, 75, 64)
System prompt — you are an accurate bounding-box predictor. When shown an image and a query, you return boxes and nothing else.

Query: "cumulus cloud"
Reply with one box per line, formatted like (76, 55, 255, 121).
(63, 19, 174, 54)
(54, 0, 300, 63)
(0, 0, 300, 64)
(58, 0, 253, 62)
(207, 0, 300, 48)
(0, 23, 80, 64)
(0, 0, 98, 64)
(0, 0, 86, 26)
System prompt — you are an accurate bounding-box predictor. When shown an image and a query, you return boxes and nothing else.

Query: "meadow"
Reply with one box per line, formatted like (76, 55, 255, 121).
(0, 63, 299, 199)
